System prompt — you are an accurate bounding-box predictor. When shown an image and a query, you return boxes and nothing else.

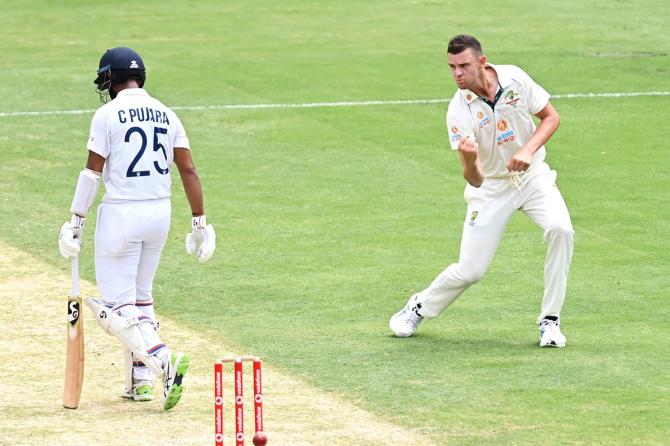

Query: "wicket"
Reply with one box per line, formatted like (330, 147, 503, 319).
(215, 356, 266, 446)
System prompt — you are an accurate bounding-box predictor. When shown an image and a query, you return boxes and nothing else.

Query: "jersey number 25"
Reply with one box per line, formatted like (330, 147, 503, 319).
(125, 126, 170, 177)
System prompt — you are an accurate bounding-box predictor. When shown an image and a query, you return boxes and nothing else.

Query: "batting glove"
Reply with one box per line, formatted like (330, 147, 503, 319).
(59, 214, 85, 258)
(185, 215, 216, 263)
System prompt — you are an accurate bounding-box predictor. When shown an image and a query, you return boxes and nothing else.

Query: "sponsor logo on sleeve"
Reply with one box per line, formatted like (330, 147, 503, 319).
(450, 126, 462, 142)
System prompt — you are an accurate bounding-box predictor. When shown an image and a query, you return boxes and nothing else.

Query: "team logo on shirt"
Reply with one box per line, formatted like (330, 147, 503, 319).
(505, 90, 521, 108)
(470, 211, 478, 222)
(496, 119, 508, 131)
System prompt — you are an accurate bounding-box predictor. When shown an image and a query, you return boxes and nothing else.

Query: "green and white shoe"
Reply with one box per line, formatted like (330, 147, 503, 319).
(121, 383, 155, 402)
(163, 352, 190, 410)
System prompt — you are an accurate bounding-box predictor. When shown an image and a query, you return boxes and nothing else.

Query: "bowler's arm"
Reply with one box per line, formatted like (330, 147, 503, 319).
(507, 102, 560, 172)
(529, 102, 560, 152)
(458, 136, 484, 188)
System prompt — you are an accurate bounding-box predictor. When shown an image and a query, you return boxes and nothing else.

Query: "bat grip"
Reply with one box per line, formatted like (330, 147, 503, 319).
(71, 256, 80, 297)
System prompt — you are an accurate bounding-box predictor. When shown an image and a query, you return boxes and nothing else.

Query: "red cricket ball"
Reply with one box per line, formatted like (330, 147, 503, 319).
(252, 431, 268, 446)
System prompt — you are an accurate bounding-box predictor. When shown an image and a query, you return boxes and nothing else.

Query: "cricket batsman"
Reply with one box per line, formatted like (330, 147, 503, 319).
(58, 46, 216, 409)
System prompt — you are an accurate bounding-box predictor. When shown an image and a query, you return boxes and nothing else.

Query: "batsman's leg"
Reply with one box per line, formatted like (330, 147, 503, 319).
(121, 348, 154, 401)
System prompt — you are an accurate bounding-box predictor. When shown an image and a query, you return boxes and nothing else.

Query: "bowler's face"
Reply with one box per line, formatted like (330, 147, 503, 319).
(447, 49, 484, 90)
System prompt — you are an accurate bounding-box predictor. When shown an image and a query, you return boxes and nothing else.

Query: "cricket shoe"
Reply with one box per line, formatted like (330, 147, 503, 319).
(121, 382, 154, 402)
(389, 294, 424, 337)
(539, 316, 566, 348)
(162, 352, 190, 410)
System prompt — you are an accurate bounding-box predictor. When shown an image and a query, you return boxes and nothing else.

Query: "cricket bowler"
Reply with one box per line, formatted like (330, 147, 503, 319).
(389, 35, 574, 347)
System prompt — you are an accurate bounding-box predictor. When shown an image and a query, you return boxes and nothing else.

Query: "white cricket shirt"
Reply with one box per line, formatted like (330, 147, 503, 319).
(446, 64, 550, 178)
(86, 88, 190, 202)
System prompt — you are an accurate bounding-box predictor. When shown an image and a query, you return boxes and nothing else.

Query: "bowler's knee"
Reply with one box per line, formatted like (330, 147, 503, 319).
(459, 263, 487, 285)
(544, 221, 574, 243)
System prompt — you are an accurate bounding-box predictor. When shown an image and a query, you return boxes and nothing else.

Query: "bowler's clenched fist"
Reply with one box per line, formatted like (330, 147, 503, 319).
(506, 148, 532, 172)
(458, 135, 479, 162)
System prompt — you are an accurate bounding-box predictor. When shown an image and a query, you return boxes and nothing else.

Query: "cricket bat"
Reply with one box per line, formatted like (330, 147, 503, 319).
(63, 256, 84, 409)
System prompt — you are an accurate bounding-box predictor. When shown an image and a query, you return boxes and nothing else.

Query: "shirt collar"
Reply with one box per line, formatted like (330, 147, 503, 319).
(459, 63, 512, 104)
(116, 88, 148, 97)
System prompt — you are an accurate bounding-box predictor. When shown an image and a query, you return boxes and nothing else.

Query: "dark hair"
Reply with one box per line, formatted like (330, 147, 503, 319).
(448, 35, 483, 55)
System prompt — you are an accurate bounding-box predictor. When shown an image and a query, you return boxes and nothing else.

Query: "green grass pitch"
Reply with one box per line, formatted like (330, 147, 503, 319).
(1, 0, 669, 444)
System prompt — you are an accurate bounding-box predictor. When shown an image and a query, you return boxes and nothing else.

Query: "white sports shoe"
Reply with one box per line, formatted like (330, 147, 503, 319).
(389, 294, 424, 337)
(539, 317, 566, 348)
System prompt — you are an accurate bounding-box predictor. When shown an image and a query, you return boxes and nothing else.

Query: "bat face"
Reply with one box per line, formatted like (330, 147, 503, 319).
(63, 295, 84, 409)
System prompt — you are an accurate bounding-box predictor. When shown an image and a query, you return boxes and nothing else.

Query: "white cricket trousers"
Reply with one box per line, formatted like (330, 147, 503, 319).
(95, 198, 171, 308)
(94, 198, 172, 381)
(418, 164, 574, 321)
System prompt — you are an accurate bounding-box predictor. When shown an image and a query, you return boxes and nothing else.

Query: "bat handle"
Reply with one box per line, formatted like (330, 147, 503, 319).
(71, 256, 80, 297)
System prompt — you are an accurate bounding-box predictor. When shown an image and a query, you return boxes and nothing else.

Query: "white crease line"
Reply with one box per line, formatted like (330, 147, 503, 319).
(1, 91, 669, 118)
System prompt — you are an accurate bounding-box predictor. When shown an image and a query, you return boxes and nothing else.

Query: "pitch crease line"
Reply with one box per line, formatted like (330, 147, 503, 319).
(1, 91, 668, 118)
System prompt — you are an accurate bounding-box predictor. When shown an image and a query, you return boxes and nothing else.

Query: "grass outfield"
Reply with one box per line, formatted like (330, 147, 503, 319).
(1, 0, 669, 444)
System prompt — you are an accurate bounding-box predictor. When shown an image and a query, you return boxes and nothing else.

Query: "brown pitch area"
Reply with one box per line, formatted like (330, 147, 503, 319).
(0, 241, 435, 446)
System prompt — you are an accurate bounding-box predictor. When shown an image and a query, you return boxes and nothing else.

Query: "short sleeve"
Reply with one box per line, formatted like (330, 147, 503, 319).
(446, 105, 475, 151)
(86, 108, 110, 158)
(172, 114, 190, 149)
(520, 69, 550, 114)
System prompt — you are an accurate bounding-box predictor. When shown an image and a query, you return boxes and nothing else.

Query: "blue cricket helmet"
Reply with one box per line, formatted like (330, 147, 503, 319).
(94, 47, 146, 101)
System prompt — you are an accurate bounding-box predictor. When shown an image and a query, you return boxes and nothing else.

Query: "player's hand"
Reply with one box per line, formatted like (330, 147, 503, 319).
(458, 135, 479, 163)
(59, 215, 85, 258)
(185, 215, 216, 263)
(507, 148, 532, 172)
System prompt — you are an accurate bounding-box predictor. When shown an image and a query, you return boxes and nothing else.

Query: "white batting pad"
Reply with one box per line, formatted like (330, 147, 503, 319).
(84, 298, 163, 376)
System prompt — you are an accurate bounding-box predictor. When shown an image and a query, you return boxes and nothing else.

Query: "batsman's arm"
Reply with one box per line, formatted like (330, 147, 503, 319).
(59, 151, 105, 258)
(71, 150, 105, 218)
(174, 147, 204, 216)
(85, 150, 106, 176)
(175, 147, 216, 262)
